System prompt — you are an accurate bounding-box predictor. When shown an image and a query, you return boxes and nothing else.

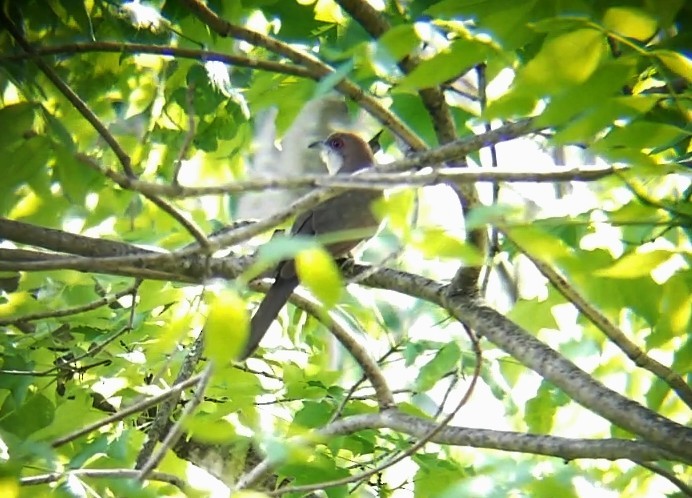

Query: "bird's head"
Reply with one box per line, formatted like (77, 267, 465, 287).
(308, 132, 375, 174)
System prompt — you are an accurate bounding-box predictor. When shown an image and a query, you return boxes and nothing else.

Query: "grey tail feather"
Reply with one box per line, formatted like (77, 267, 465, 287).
(239, 276, 299, 360)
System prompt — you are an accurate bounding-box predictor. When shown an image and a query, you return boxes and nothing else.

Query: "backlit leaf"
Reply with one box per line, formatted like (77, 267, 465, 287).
(602, 7, 657, 41)
(295, 247, 343, 309)
(522, 29, 605, 91)
(376, 23, 420, 61)
(397, 38, 492, 90)
(595, 250, 674, 278)
(205, 289, 249, 362)
(653, 50, 692, 83)
(412, 227, 483, 264)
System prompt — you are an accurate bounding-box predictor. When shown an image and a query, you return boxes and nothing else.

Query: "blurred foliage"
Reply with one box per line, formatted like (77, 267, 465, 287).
(0, 0, 690, 496)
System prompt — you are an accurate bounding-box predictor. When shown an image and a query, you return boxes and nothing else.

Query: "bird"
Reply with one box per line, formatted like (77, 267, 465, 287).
(239, 132, 381, 360)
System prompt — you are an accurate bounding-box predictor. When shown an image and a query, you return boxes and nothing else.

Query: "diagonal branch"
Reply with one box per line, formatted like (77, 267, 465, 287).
(181, 0, 427, 151)
(506, 231, 692, 409)
(0, 15, 209, 249)
(275, 285, 395, 410)
(335, 0, 458, 144)
(0, 16, 134, 176)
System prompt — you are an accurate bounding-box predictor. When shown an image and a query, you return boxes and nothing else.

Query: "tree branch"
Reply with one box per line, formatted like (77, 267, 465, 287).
(0, 41, 313, 78)
(181, 0, 427, 150)
(0, 16, 210, 248)
(506, 231, 692, 409)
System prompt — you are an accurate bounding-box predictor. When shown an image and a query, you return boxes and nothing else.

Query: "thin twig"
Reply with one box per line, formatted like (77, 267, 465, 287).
(329, 343, 403, 423)
(20, 469, 186, 490)
(138, 363, 213, 481)
(172, 83, 197, 185)
(135, 333, 206, 469)
(262, 335, 482, 495)
(181, 0, 427, 151)
(251, 280, 395, 410)
(0, 41, 313, 78)
(635, 460, 692, 497)
(51, 374, 203, 447)
(477, 63, 501, 296)
(0, 281, 140, 326)
(0, 17, 210, 249)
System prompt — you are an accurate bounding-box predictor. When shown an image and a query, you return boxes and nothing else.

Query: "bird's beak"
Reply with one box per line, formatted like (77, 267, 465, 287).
(308, 139, 325, 149)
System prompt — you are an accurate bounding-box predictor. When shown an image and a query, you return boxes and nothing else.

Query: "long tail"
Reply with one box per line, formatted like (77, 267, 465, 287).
(239, 275, 299, 360)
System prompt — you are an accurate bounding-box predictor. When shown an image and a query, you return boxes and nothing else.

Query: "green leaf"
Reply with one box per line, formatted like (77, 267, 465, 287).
(551, 95, 659, 144)
(314, 60, 355, 98)
(595, 250, 674, 278)
(278, 454, 349, 491)
(184, 414, 237, 443)
(397, 38, 492, 90)
(293, 400, 333, 428)
(372, 189, 416, 237)
(653, 50, 692, 82)
(529, 17, 591, 33)
(506, 227, 574, 265)
(415, 342, 461, 392)
(428, 0, 538, 49)
(414, 452, 467, 496)
(602, 7, 657, 41)
(53, 143, 104, 204)
(204, 289, 249, 362)
(0, 393, 54, 438)
(525, 382, 567, 433)
(411, 227, 483, 264)
(0, 136, 50, 215)
(522, 28, 606, 92)
(243, 235, 317, 282)
(508, 295, 560, 332)
(597, 121, 687, 150)
(376, 24, 420, 61)
(295, 247, 344, 309)
(650, 272, 691, 345)
(388, 93, 437, 146)
(536, 59, 637, 128)
(657, 270, 692, 337)
(0, 103, 37, 151)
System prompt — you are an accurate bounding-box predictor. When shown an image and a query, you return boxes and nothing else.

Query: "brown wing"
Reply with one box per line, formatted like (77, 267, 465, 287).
(308, 190, 380, 256)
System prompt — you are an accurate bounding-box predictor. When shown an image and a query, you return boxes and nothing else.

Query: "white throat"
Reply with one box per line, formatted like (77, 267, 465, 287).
(322, 148, 344, 174)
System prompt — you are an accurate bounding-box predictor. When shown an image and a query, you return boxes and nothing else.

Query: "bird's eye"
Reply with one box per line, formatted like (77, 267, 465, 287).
(329, 137, 344, 149)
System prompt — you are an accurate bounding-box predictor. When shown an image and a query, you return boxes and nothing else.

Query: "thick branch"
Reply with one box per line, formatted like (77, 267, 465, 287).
(238, 409, 681, 489)
(441, 296, 692, 461)
(4, 221, 689, 461)
(506, 231, 692, 409)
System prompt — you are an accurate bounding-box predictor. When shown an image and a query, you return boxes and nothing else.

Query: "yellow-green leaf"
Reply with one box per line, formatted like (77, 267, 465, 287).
(603, 7, 657, 41)
(506, 227, 573, 265)
(205, 290, 249, 362)
(184, 415, 237, 444)
(656, 273, 691, 340)
(595, 250, 674, 278)
(397, 38, 492, 90)
(653, 50, 692, 83)
(372, 189, 415, 237)
(295, 247, 343, 309)
(523, 29, 605, 90)
(412, 227, 483, 264)
(376, 24, 420, 61)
